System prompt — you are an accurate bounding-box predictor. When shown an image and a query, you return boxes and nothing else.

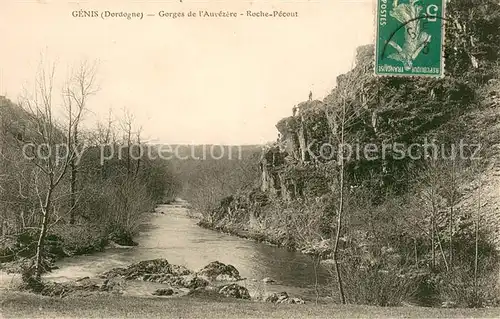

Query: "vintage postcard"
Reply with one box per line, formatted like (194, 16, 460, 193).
(1, 0, 500, 318)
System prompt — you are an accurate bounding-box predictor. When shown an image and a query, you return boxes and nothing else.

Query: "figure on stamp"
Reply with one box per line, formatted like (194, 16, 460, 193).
(387, 0, 432, 71)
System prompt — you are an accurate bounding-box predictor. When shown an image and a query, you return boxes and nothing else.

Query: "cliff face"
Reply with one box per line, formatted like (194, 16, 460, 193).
(260, 101, 330, 203)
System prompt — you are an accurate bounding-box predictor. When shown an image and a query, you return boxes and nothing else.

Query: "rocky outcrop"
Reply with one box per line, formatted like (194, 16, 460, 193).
(100, 259, 208, 290)
(19, 259, 252, 300)
(101, 259, 192, 280)
(196, 261, 242, 281)
(98, 259, 256, 299)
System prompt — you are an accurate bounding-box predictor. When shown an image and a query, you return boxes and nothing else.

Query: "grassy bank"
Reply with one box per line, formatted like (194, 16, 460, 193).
(2, 291, 500, 318)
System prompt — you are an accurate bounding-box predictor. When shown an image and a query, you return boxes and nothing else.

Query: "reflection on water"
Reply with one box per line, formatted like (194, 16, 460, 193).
(43, 205, 330, 299)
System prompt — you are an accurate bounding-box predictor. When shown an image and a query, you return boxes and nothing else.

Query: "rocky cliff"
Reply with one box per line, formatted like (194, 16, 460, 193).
(201, 37, 500, 255)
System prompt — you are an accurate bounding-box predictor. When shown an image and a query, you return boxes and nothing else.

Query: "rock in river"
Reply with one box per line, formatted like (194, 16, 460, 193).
(218, 283, 250, 299)
(99, 259, 208, 289)
(197, 261, 241, 281)
(100, 259, 192, 281)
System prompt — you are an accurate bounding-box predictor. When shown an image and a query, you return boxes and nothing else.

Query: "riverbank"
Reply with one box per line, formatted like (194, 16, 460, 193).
(0, 222, 139, 275)
(197, 219, 329, 257)
(2, 290, 500, 318)
(195, 192, 333, 257)
(197, 220, 285, 248)
(0, 201, 184, 275)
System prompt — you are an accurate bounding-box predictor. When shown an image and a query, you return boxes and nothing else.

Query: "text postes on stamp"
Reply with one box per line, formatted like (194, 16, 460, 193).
(375, 0, 445, 78)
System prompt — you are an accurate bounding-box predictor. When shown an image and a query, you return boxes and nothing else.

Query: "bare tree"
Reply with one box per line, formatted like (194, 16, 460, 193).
(418, 156, 452, 271)
(323, 58, 377, 304)
(64, 60, 99, 224)
(17, 58, 95, 278)
(439, 155, 464, 269)
(120, 109, 134, 178)
(134, 126, 143, 177)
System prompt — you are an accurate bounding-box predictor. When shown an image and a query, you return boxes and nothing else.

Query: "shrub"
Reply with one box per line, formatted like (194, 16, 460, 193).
(49, 224, 108, 256)
(438, 262, 500, 308)
(328, 248, 422, 306)
(436, 235, 500, 308)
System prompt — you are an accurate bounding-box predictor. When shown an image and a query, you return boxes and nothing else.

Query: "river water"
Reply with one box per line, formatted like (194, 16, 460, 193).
(3, 204, 332, 299)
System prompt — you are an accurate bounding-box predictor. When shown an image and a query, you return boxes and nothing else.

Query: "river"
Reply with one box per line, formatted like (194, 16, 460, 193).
(3, 204, 332, 300)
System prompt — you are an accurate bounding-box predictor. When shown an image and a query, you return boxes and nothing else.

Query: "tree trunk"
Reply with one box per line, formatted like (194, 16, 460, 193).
(449, 205, 454, 267)
(332, 102, 346, 305)
(449, 160, 456, 268)
(69, 159, 76, 223)
(69, 125, 78, 224)
(474, 176, 481, 303)
(126, 128, 131, 177)
(414, 237, 418, 266)
(436, 228, 449, 271)
(35, 185, 53, 279)
(313, 254, 320, 305)
(34, 211, 48, 279)
(431, 190, 436, 269)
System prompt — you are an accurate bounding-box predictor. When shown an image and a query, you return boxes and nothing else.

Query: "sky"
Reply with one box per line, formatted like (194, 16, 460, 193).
(0, 0, 375, 145)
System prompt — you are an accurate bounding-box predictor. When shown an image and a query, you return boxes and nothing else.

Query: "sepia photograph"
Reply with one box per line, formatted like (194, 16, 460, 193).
(1, 0, 500, 318)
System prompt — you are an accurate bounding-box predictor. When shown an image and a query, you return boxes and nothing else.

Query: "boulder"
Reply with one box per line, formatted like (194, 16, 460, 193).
(282, 297, 306, 304)
(169, 264, 193, 276)
(99, 277, 125, 294)
(218, 283, 250, 299)
(265, 291, 289, 303)
(100, 267, 127, 279)
(171, 274, 209, 290)
(100, 277, 125, 293)
(197, 261, 241, 281)
(265, 291, 305, 304)
(152, 288, 174, 296)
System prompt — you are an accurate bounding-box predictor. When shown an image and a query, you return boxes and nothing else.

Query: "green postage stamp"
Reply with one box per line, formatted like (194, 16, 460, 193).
(375, 0, 446, 77)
